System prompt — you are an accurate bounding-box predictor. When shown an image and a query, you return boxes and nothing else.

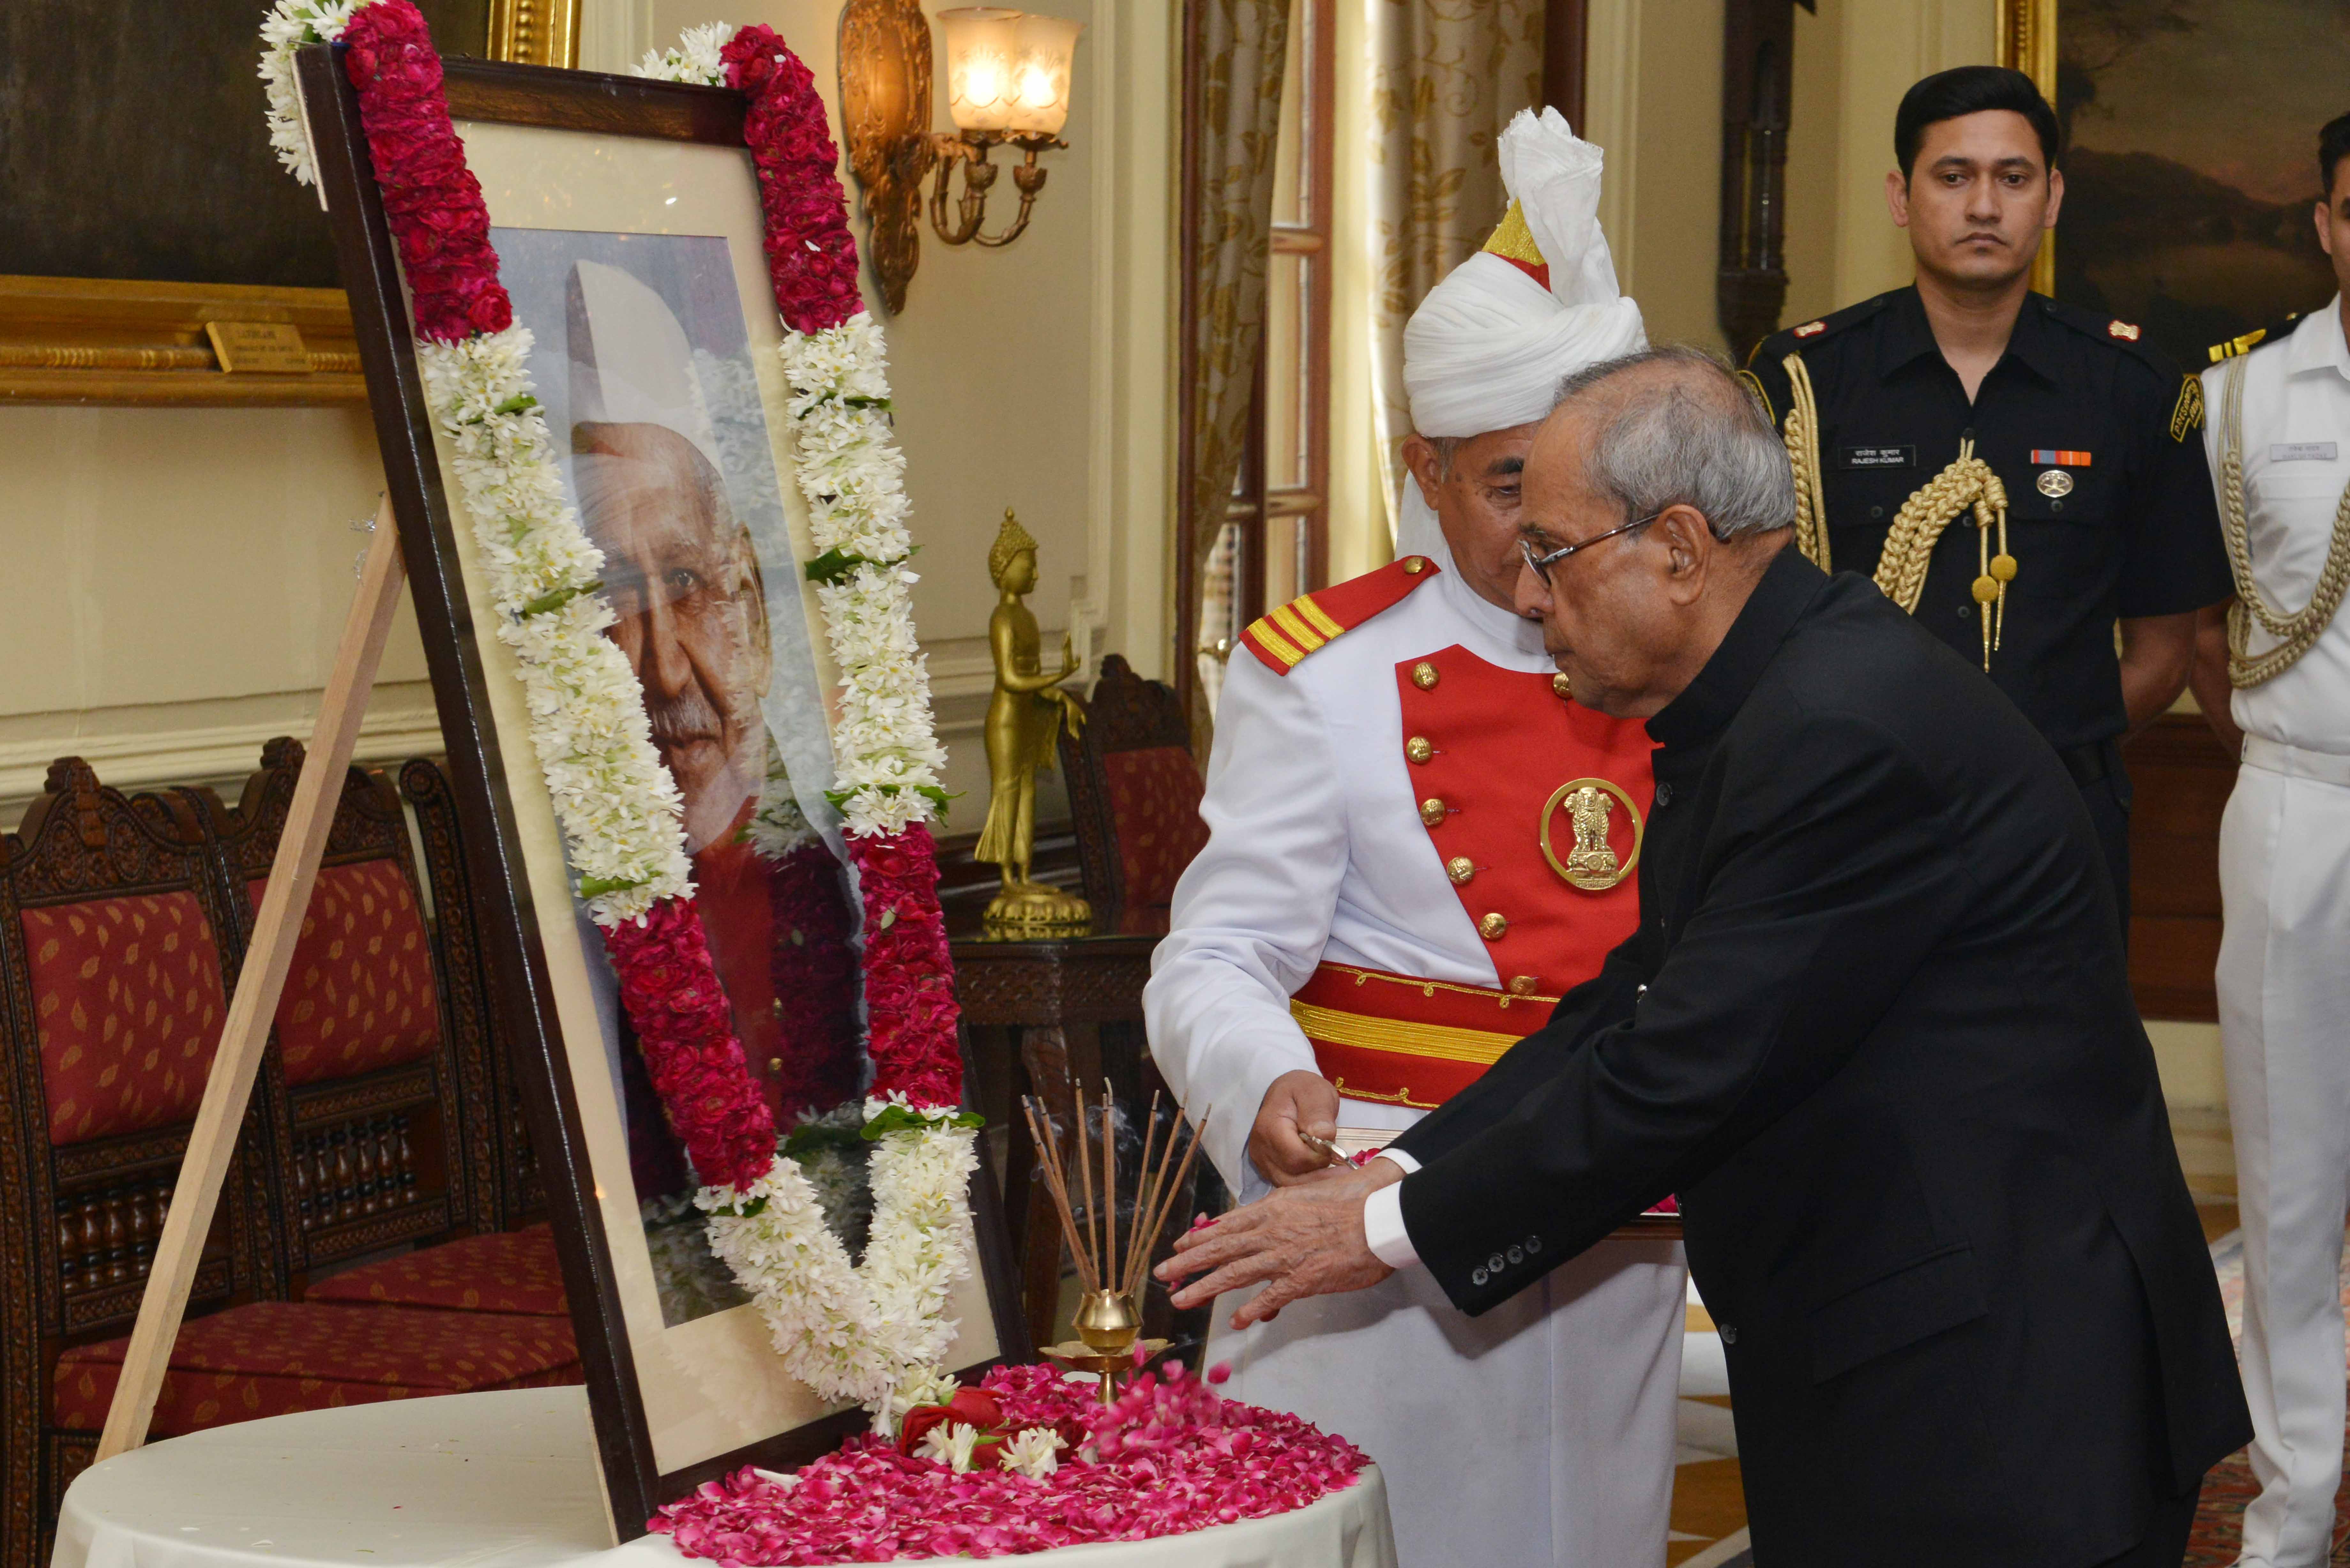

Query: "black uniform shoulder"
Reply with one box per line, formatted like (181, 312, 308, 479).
(2036, 295, 2184, 381)
(1742, 291, 1901, 422)
(2207, 313, 2307, 364)
(2036, 295, 2205, 438)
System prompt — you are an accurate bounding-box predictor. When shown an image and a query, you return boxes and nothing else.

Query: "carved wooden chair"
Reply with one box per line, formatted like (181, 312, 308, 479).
(206, 741, 565, 1317)
(0, 760, 279, 1562)
(1, 759, 581, 1568)
(1055, 654, 1210, 936)
(397, 755, 545, 1231)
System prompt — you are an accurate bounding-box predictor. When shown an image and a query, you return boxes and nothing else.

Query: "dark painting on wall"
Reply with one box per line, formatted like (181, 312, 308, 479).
(0, 0, 488, 288)
(2055, 0, 2345, 370)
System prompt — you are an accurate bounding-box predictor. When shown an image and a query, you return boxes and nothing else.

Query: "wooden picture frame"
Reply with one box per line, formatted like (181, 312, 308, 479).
(295, 44, 1023, 1536)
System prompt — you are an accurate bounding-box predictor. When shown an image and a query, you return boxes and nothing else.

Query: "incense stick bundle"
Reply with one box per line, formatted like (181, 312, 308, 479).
(1022, 1090, 1211, 1307)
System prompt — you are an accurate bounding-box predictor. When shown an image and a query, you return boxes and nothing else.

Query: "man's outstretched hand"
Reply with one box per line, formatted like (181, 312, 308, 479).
(1156, 1158, 1402, 1330)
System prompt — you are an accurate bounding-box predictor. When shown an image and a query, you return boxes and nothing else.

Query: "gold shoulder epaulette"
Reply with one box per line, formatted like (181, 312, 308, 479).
(1239, 556, 1440, 674)
(2210, 314, 2303, 363)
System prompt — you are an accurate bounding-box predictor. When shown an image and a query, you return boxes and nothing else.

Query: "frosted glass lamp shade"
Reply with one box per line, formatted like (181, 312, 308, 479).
(939, 8, 1023, 134)
(1005, 15, 1083, 136)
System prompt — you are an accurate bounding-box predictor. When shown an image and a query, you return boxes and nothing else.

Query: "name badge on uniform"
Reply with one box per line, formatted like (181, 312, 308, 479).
(2271, 442, 2339, 463)
(1839, 445, 1915, 469)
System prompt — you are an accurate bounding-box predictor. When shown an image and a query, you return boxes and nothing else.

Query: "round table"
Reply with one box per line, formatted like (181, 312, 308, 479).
(55, 1388, 1397, 1568)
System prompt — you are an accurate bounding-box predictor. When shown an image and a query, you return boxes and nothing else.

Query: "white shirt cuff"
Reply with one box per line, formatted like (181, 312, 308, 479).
(1363, 1155, 1421, 1270)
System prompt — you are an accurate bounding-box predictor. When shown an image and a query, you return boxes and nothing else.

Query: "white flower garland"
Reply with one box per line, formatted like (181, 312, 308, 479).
(260, 4, 975, 1417)
(701, 1098, 980, 1421)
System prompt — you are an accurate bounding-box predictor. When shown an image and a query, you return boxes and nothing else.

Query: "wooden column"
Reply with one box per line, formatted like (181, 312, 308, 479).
(1717, 0, 1814, 362)
(1543, 0, 1589, 131)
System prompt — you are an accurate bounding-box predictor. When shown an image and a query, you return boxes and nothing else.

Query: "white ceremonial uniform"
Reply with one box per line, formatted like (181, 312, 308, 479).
(1146, 558, 1686, 1568)
(2203, 298, 2350, 1568)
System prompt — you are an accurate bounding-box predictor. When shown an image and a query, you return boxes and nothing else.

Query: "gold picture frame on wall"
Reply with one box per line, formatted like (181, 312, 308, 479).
(0, 0, 577, 409)
(1995, 0, 2057, 297)
(2032, 0, 2340, 371)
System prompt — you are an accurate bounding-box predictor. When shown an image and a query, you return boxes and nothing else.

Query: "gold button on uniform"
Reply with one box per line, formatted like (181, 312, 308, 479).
(1420, 798, 1447, 826)
(1508, 975, 1541, 995)
(768, 1057, 783, 1072)
(1551, 672, 1573, 699)
(1478, 912, 1508, 940)
(1406, 736, 1434, 764)
(1446, 856, 1475, 885)
(1412, 661, 1439, 690)
(1403, 557, 1426, 574)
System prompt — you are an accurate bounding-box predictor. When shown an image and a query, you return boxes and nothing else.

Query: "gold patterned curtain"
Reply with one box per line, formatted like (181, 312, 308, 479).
(1183, 0, 1291, 731)
(1369, 1, 1546, 534)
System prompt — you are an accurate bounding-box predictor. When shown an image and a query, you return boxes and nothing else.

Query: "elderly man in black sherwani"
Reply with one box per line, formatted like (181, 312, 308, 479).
(1160, 348, 2250, 1568)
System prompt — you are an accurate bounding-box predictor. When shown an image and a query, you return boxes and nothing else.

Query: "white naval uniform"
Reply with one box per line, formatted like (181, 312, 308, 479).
(2203, 298, 2350, 1568)
(1145, 561, 1686, 1568)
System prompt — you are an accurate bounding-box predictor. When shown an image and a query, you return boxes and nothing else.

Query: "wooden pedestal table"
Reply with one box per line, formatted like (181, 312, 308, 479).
(54, 1388, 1400, 1568)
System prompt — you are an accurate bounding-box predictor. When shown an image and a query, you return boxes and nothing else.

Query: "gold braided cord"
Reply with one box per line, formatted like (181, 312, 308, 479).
(2217, 352, 2350, 687)
(1870, 440, 2011, 671)
(1780, 353, 1832, 569)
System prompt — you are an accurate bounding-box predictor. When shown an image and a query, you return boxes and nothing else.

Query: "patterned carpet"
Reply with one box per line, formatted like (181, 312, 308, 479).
(2184, 1232, 2350, 1566)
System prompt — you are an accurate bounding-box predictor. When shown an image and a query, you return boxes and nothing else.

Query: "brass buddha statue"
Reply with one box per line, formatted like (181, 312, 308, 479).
(976, 511, 1092, 933)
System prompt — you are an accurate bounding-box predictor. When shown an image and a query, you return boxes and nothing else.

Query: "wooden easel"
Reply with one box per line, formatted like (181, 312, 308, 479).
(95, 498, 407, 1460)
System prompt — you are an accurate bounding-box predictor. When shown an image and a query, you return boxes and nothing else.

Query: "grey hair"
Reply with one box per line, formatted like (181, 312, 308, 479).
(1550, 345, 1795, 541)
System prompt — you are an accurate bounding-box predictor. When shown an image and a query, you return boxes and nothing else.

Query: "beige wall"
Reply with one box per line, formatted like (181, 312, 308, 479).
(1586, 0, 1997, 356)
(0, 406, 435, 822)
(0, 3, 1175, 838)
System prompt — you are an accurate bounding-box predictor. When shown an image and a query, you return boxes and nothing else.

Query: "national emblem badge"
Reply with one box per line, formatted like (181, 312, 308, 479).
(1538, 777, 1644, 893)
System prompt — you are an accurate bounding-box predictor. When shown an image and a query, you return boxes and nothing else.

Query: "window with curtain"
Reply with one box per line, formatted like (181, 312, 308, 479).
(1194, 0, 1333, 718)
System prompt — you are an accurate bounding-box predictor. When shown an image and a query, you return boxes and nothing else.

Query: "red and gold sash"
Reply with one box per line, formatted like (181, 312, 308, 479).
(1291, 961, 1558, 1109)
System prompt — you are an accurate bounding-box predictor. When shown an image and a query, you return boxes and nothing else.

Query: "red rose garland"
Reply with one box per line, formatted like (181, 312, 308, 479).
(716, 22, 964, 1110)
(337, 2, 962, 1200)
(340, 4, 512, 342)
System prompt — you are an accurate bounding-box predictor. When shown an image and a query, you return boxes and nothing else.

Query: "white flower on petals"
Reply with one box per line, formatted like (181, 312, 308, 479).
(918, 1421, 982, 1474)
(1001, 1426, 1063, 1480)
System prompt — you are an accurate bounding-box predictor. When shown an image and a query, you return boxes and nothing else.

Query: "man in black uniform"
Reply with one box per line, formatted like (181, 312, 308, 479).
(1743, 66, 2232, 912)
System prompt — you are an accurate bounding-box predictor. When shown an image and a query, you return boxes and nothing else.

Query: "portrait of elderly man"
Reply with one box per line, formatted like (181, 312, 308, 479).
(1163, 348, 2251, 1568)
(566, 259, 794, 1165)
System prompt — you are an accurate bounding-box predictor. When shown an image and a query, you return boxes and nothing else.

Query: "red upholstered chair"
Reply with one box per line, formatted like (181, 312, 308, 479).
(0, 762, 281, 1565)
(208, 741, 482, 1284)
(1056, 655, 1210, 935)
(306, 1223, 567, 1316)
(51, 1301, 579, 1436)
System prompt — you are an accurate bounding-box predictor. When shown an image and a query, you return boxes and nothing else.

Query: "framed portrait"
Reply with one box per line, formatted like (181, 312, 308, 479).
(2018, 0, 2344, 369)
(295, 48, 1021, 1534)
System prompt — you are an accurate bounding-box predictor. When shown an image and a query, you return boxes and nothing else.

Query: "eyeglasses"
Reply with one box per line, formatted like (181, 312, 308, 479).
(1518, 513, 1660, 584)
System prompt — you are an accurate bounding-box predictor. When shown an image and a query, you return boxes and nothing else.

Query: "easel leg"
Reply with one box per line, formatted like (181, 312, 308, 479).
(96, 499, 407, 1461)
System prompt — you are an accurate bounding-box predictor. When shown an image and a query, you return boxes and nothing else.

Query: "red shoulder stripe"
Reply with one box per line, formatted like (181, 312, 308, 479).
(1239, 556, 1440, 675)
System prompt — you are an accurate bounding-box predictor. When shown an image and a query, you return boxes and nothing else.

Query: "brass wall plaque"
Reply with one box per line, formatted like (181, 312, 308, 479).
(204, 319, 312, 373)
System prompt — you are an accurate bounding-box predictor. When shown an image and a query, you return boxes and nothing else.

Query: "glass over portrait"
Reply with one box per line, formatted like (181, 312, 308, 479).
(492, 226, 870, 1327)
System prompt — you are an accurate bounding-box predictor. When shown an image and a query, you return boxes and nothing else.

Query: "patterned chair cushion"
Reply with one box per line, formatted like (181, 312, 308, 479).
(306, 1224, 567, 1316)
(53, 1300, 581, 1436)
(23, 892, 230, 1145)
(246, 860, 441, 1087)
(1101, 746, 1209, 910)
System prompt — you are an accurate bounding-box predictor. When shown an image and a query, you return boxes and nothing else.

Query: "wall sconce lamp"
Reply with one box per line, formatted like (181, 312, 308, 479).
(839, 2, 1082, 314)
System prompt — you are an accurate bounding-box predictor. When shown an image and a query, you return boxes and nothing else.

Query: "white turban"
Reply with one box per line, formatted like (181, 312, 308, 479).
(1399, 109, 1646, 564)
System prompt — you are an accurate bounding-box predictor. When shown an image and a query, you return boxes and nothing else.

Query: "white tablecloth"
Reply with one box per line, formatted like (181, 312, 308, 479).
(54, 1388, 1396, 1568)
